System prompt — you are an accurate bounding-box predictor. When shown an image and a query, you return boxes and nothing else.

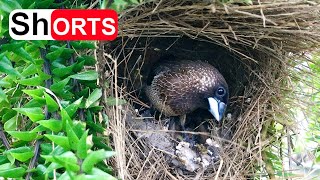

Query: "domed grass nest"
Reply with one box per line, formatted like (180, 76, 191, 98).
(98, 0, 320, 179)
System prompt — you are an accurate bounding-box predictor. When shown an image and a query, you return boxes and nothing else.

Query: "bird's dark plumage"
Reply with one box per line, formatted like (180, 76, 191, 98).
(145, 59, 229, 123)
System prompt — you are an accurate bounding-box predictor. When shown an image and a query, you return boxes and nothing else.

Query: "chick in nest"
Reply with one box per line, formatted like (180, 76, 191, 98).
(145, 56, 229, 142)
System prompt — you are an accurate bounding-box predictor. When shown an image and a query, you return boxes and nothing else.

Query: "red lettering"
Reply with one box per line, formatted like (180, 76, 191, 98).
(51, 9, 118, 40)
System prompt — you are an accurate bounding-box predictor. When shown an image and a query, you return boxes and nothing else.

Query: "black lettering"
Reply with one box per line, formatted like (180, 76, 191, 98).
(33, 13, 48, 35)
(11, 12, 29, 35)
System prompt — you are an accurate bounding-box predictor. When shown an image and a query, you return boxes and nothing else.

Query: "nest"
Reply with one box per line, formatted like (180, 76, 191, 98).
(98, 0, 320, 179)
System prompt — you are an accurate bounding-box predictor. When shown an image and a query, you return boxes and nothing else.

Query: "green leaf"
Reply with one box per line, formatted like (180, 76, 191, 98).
(8, 147, 34, 162)
(25, 44, 40, 58)
(7, 131, 39, 141)
(0, 54, 21, 77)
(77, 130, 88, 159)
(316, 154, 320, 163)
(265, 151, 279, 160)
(46, 45, 66, 61)
(87, 120, 104, 133)
(10, 151, 34, 162)
(61, 108, 72, 131)
(77, 87, 90, 97)
(44, 92, 59, 112)
(105, 97, 126, 106)
(45, 162, 63, 175)
(90, 168, 117, 180)
(37, 119, 62, 132)
(50, 45, 74, 54)
(14, 47, 35, 63)
(50, 45, 74, 60)
(275, 171, 295, 178)
(22, 88, 44, 98)
(44, 134, 70, 150)
(72, 122, 86, 138)
(1, 41, 24, 50)
(31, 40, 47, 48)
(110, 0, 129, 12)
(50, 77, 70, 94)
(50, 0, 68, 8)
(92, 136, 112, 151)
(38, 70, 52, 81)
(76, 168, 117, 180)
(76, 55, 96, 66)
(2, 41, 35, 63)
(17, 76, 44, 86)
(59, 171, 76, 180)
(6, 154, 14, 167)
(65, 97, 82, 117)
(21, 64, 39, 76)
(2, 109, 17, 121)
(73, 60, 85, 73)
(52, 61, 66, 68)
(30, 125, 47, 133)
(23, 99, 46, 108)
(0, 101, 10, 110)
(4, 115, 17, 131)
(5, 146, 31, 153)
(0, 80, 11, 88)
(0, 155, 8, 164)
(69, 70, 98, 81)
(34, 165, 48, 179)
(274, 123, 283, 131)
(82, 150, 115, 173)
(40, 143, 53, 155)
(240, 0, 253, 5)
(70, 41, 96, 49)
(35, 0, 54, 9)
(0, 0, 22, 12)
(103, 113, 109, 127)
(0, 164, 25, 178)
(88, 106, 103, 112)
(52, 64, 75, 77)
(53, 154, 80, 172)
(86, 88, 102, 108)
(0, 88, 8, 102)
(42, 151, 79, 172)
(66, 122, 79, 150)
(13, 107, 45, 122)
(50, 145, 67, 156)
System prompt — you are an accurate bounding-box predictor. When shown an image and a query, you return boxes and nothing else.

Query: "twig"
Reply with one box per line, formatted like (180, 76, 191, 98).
(214, 158, 224, 180)
(26, 48, 52, 180)
(66, 41, 85, 121)
(0, 123, 10, 150)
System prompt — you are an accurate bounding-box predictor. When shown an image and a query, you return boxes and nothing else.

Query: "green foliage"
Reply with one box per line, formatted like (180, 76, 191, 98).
(101, 0, 142, 12)
(260, 52, 320, 179)
(0, 1, 122, 179)
(307, 52, 320, 163)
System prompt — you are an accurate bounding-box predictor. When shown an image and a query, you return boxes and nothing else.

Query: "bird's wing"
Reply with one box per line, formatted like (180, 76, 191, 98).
(154, 69, 203, 114)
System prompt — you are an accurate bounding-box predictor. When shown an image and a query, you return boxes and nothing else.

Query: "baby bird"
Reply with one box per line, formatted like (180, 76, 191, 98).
(145, 59, 229, 134)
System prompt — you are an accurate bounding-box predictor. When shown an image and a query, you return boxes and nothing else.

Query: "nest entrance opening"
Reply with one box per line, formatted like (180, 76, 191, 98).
(115, 36, 249, 112)
(106, 35, 258, 174)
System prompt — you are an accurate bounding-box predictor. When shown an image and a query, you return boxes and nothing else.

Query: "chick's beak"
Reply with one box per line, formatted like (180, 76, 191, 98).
(208, 97, 226, 122)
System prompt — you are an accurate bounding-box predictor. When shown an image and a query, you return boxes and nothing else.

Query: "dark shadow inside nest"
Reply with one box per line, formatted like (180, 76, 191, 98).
(110, 36, 251, 172)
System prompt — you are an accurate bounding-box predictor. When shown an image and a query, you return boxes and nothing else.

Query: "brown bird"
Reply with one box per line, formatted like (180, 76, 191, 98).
(145, 59, 229, 135)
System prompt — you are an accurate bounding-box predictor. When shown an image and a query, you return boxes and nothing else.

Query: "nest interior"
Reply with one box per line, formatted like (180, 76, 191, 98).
(99, 1, 320, 179)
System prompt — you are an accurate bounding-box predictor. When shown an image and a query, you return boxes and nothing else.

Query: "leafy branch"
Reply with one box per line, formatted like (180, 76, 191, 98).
(0, 0, 118, 179)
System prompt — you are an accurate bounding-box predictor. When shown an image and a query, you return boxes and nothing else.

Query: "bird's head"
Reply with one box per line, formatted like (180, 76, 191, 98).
(207, 85, 228, 122)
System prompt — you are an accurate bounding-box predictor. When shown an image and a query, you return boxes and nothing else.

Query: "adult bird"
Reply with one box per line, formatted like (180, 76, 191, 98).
(145, 59, 229, 137)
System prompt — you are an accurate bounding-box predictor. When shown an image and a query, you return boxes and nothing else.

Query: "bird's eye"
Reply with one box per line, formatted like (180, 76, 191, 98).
(216, 87, 225, 96)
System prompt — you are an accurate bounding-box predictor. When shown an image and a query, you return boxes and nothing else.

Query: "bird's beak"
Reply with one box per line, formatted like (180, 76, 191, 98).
(208, 97, 226, 122)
